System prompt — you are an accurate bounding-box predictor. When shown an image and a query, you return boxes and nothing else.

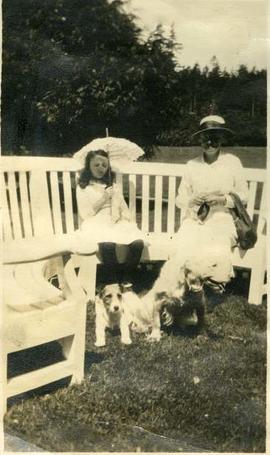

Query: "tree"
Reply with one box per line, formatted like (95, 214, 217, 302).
(2, 0, 182, 155)
(156, 59, 266, 147)
(2, 1, 266, 153)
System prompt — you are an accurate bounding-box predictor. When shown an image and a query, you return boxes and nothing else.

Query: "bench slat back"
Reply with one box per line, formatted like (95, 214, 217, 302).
(128, 174, 137, 223)
(7, 172, 23, 239)
(1, 157, 266, 242)
(120, 165, 266, 235)
(30, 170, 54, 236)
(19, 172, 33, 238)
(49, 172, 63, 234)
(246, 181, 257, 218)
(154, 176, 163, 233)
(1, 173, 13, 240)
(141, 175, 150, 232)
(257, 183, 267, 234)
(167, 176, 177, 234)
(1, 157, 81, 240)
(62, 172, 76, 232)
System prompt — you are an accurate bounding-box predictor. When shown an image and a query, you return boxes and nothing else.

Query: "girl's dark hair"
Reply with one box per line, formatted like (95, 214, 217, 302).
(77, 149, 115, 189)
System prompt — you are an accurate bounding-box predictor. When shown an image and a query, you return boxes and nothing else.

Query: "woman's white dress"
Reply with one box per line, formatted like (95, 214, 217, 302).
(76, 182, 145, 244)
(156, 153, 248, 293)
(175, 152, 248, 281)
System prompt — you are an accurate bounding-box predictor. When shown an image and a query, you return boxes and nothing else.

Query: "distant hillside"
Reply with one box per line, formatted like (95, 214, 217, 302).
(151, 146, 266, 169)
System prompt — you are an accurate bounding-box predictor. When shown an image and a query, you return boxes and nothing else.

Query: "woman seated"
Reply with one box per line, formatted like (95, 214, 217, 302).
(150, 115, 248, 299)
(76, 149, 145, 285)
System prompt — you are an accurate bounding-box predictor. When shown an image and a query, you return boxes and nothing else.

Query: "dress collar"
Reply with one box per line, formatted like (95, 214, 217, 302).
(199, 150, 224, 165)
(89, 179, 106, 186)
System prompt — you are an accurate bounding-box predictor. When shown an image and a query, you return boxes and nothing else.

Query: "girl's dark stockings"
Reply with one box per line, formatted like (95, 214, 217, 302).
(98, 240, 144, 284)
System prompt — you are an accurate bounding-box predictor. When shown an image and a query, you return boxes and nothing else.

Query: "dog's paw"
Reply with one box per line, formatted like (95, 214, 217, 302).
(195, 334, 208, 343)
(95, 340, 106, 347)
(130, 321, 148, 333)
(146, 333, 161, 342)
(121, 338, 132, 345)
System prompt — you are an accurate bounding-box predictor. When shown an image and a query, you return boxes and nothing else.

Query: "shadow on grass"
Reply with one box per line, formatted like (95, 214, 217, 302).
(84, 350, 105, 375)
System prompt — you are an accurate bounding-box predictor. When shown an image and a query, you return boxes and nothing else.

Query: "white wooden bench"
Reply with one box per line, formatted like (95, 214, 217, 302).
(76, 159, 267, 306)
(2, 155, 267, 296)
(1, 156, 98, 416)
(117, 161, 267, 306)
(1, 155, 267, 413)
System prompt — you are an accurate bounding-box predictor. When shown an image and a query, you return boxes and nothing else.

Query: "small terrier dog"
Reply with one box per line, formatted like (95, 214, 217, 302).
(95, 283, 132, 347)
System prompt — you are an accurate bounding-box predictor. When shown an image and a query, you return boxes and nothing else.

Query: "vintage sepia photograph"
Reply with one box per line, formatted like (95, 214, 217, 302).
(1, 0, 267, 452)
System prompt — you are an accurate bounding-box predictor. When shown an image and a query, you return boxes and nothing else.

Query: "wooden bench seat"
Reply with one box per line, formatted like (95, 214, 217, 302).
(4, 261, 64, 312)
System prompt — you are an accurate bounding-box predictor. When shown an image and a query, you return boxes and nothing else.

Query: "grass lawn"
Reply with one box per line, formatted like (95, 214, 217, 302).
(5, 265, 266, 452)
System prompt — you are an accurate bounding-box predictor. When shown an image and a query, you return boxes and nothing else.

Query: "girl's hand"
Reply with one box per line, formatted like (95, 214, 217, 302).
(103, 186, 113, 201)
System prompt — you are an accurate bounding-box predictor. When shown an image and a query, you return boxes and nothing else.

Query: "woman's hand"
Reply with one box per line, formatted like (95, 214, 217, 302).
(203, 194, 226, 206)
(188, 195, 206, 207)
(188, 192, 226, 208)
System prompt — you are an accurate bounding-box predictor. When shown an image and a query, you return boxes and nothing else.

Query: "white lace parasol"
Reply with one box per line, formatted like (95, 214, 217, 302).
(73, 136, 145, 170)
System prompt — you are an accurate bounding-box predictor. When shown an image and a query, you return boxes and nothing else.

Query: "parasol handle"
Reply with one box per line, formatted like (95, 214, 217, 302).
(106, 156, 115, 218)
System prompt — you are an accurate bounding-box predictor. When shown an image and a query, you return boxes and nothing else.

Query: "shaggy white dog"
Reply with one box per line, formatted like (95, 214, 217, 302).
(160, 264, 207, 330)
(139, 246, 228, 340)
(121, 285, 163, 340)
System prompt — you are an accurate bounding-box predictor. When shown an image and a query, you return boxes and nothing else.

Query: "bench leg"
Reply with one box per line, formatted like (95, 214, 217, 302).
(248, 265, 265, 305)
(71, 303, 87, 384)
(1, 352, 8, 419)
(77, 256, 98, 301)
(59, 304, 87, 385)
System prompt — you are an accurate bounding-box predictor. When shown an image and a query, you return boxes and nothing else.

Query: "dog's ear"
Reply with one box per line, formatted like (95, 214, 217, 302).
(184, 268, 192, 278)
(172, 287, 185, 301)
(120, 282, 133, 293)
(184, 258, 193, 275)
(96, 284, 105, 299)
(155, 291, 169, 303)
(177, 264, 186, 285)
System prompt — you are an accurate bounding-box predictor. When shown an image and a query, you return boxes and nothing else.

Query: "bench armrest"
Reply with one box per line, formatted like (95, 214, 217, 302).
(3, 232, 97, 264)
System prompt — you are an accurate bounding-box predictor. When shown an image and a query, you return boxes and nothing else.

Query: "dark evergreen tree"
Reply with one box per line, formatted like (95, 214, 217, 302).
(2, 0, 181, 155)
(2, 1, 266, 154)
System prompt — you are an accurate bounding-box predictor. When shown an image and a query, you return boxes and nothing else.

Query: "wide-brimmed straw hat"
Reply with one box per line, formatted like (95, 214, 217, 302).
(192, 115, 234, 137)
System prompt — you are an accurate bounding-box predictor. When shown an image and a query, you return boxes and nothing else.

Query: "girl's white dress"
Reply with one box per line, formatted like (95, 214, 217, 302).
(157, 153, 248, 293)
(76, 182, 145, 244)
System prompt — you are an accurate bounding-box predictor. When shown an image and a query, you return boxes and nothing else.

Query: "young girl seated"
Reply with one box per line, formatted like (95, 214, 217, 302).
(76, 149, 145, 284)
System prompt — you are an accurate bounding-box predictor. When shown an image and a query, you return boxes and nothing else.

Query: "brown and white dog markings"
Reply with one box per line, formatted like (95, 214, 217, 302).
(95, 283, 132, 347)
(95, 283, 168, 346)
(95, 259, 209, 347)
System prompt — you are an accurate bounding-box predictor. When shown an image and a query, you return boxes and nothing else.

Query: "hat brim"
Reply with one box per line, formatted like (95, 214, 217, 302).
(192, 127, 234, 138)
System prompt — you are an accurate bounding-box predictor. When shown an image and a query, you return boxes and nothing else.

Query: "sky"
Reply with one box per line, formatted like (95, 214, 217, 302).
(123, 0, 267, 70)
